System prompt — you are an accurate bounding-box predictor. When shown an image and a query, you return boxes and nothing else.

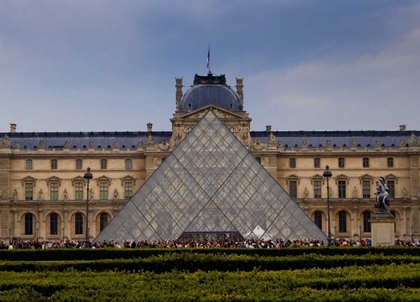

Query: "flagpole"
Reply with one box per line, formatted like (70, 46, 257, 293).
(207, 45, 211, 74)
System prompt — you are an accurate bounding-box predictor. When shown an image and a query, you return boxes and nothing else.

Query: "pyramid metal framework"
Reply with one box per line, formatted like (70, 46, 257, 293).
(94, 110, 327, 243)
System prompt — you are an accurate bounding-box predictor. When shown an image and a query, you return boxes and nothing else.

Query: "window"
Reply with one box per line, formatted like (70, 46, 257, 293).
(24, 213, 33, 235)
(289, 158, 296, 168)
(125, 159, 132, 170)
(362, 181, 371, 198)
(50, 182, 59, 201)
(313, 180, 322, 198)
(100, 159, 107, 170)
(51, 159, 58, 170)
(314, 158, 320, 168)
(100, 213, 108, 231)
(391, 211, 397, 232)
(387, 180, 395, 198)
(338, 158, 345, 168)
(75, 213, 83, 235)
(363, 211, 371, 232)
(76, 159, 83, 170)
(314, 211, 322, 230)
(124, 182, 133, 199)
(363, 157, 369, 168)
(25, 183, 33, 200)
(338, 211, 347, 233)
(289, 181, 297, 199)
(50, 213, 58, 235)
(338, 181, 346, 198)
(26, 159, 33, 170)
(100, 182, 108, 200)
(387, 157, 394, 168)
(75, 182, 83, 201)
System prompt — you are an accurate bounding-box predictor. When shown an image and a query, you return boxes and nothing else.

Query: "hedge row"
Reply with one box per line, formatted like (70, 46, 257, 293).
(0, 264, 420, 301)
(1, 246, 420, 261)
(2, 253, 420, 273)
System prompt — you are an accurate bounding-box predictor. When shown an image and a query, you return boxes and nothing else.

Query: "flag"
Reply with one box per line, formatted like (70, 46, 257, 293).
(206, 46, 210, 69)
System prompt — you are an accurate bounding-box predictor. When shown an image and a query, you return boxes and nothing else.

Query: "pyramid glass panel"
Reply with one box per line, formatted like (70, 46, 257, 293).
(94, 109, 327, 244)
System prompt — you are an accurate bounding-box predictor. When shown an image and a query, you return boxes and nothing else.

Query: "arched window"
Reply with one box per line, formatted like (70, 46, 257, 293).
(338, 211, 347, 233)
(50, 213, 58, 235)
(387, 157, 394, 168)
(125, 159, 132, 170)
(76, 159, 83, 170)
(363, 211, 371, 232)
(289, 158, 296, 168)
(51, 159, 58, 170)
(100, 213, 109, 231)
(75, 213, 83, 235)
(25, 213, 33, 235)
(314, 211, 323, 230)
(26, 159, 33, 170)
(100, 159, 107, 170)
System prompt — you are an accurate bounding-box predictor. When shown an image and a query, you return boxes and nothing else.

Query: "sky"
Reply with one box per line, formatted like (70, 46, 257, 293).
(1, 0, 419, 132)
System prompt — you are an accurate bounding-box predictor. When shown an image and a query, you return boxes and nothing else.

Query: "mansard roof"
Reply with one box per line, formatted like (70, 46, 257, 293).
(1, 129, 419, 149)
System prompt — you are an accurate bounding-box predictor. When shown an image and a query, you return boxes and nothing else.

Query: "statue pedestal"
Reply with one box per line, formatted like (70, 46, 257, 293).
(371, 212, 395, 246)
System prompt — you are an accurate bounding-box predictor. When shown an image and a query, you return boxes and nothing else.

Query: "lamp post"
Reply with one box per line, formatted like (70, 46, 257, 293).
(323, 165, 333, 246)
(84, 167, 93, 248)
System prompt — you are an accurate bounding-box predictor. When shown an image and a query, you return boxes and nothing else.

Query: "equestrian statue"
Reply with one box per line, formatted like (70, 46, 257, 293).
(374, 176, 391, 213)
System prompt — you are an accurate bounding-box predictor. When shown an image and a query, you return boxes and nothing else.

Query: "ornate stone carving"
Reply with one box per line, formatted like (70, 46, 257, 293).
(326, 140, 332, 147)
(251, 139, 266, 151)
(14, 141, 19, 149)
(277, 140, 283, 148)
(158, 141, 170, 151)
(351, 139, 357, 147)
(13, 189, 18, 201)
(400, 140, 406, 147)
(89, 188, 94, 200)
(409, 133, 420, 146)
(63, 141, 70, 149)
(147, 134, 154, 145)
(303, 187, 309, 198)
(89, 141, 94, 148)
(0, 135, 10, 149)
(137, 141, 144, 148)
(39, 141, 45, 149)
(63, 189, 68, 201)
(39, 189, 44, 201)
(268, 133, 276, 146)
(113, 141, 119, 148)
(154, 158, 162, 167)
(375, 139, 381, 147)
(302, 140, 308, 148)
(114, 188, 118, 199)
(352, 186, 358, 199)
(402, 187, 407, 198)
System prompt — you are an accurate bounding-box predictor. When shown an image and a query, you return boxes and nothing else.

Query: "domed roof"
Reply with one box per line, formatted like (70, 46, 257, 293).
(179, 74, 243, 112)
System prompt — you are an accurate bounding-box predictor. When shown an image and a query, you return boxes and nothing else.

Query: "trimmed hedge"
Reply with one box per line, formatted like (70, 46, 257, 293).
(0, 246, 419, 261)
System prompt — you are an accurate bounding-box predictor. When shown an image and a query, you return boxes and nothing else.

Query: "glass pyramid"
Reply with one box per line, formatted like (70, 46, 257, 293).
(94, 110, 327, 244)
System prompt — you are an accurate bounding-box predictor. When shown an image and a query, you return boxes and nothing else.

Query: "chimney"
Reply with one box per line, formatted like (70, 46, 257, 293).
(175, 77, 183, 111)
(10, 123, 16, 133)
(147, 123, 153, 132)
(266, 125, 272, 132)
(236, 77, 244, 107)
(399, 125, 406, 131)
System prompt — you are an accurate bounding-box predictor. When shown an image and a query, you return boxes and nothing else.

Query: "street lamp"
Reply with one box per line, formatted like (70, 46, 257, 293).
(84, 167, 93, 248)
(323, 165, 333, 246)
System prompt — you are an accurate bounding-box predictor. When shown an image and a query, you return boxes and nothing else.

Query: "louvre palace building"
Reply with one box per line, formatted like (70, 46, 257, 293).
(0, 72, 420, 244)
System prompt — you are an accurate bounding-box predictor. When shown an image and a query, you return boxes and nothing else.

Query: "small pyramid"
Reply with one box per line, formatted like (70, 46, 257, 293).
(94, 109, 327, 243)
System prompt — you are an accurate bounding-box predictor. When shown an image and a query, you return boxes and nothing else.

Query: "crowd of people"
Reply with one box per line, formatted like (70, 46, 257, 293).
(1, 237, 419, 249)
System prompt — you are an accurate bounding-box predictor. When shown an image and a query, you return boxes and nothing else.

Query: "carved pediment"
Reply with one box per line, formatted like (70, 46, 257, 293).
(334, 174, 350, 184)
(46, 176, 62, 186)
(384, 173, 399, 184)
(121, 175, 136, 186)
(177, 105, 248, 121)
(96, 175, 111, 186)
(21, 176, 37, 186)
(310, 174, 324, 184)
(286, 174, 301, 184)
(359, 174, 374, 184)
(71, 176, 85, 186)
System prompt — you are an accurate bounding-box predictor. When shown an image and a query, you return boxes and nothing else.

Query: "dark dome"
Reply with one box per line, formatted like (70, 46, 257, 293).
(180, 84, 242, 112)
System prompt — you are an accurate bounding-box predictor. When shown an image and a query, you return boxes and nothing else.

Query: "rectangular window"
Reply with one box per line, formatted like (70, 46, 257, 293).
(387, 180, 395, 198)
(289, 181, 297, 199)
(76, 159, 83, 170)
(101, 159, 107, 170)
(124, 182, 133, 199)
(338, 181, 346, 198)
(125, 159, 132, 170)
(51, 159, 58, 170)
(313, 180, 321, 198)
(314, 158, 320, 168)
(289, 158, 296, 168)
(75, 182, 83, 201)
(363, 158, 369, 168)
(100, 182, 108, 200)
(26, 159, 33, 170)
(338, 158, 345, 168)
(25, 183, 33, 200)
(387, 157, 394, 168)
(50, 182, 59, 201)
(362, 181, 371, 198)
